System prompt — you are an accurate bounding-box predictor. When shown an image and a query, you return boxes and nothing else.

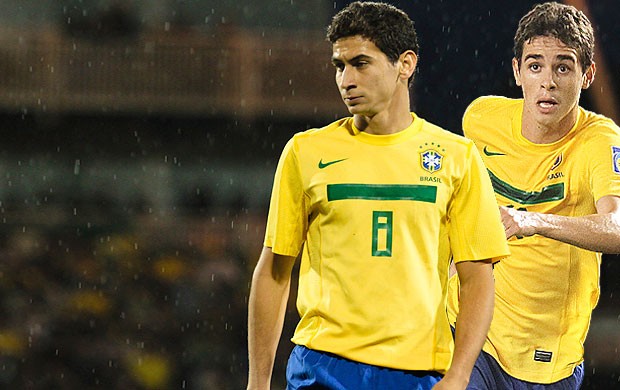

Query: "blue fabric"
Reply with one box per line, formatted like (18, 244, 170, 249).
(468, 350, 584, 390)
(286, 345, 442, 390)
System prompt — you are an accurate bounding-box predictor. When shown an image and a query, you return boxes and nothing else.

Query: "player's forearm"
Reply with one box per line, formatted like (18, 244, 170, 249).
(247, 249, 294, 389)
(532, 212, 620, 253)
(448, 262, 495, 387)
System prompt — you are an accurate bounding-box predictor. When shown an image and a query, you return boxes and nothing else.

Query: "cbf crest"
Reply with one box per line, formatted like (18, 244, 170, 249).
(420, 142, 443, 173)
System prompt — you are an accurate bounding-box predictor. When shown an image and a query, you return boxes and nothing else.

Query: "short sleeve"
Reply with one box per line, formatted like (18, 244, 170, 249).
(588, 129, 620, 202)
(448, 141, 510, 263)
(264, 137, 308, 257)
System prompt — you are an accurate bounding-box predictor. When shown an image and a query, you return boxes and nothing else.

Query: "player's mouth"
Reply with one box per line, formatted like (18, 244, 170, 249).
(344, 95, 362, 104)
(536, 97, 558, 113)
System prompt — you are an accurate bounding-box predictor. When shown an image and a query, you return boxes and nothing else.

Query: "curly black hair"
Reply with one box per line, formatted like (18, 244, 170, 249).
(326, 1, 419, 64)
(514, 2, 594, 71)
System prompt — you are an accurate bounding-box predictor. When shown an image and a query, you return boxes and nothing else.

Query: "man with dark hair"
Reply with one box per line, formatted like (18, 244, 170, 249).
(448, 2, 620, 389)
(247, 2, 509, 389)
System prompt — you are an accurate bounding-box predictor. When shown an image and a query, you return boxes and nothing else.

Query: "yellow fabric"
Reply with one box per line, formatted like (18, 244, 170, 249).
(448, 96, 620, 383)
(265, 113, 509, 373)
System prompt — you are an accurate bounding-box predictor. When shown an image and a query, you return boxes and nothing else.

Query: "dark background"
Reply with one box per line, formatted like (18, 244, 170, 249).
(0, 1, 618, 388)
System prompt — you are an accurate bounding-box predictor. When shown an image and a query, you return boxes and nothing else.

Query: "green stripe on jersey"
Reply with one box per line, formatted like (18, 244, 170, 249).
(327, 184, 437, 202)
(488, 170, 565, 205)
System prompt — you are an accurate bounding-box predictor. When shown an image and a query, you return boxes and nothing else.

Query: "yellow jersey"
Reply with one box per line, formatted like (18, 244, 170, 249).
(448, 96, 620, 383)
(265, 113, 509, 373)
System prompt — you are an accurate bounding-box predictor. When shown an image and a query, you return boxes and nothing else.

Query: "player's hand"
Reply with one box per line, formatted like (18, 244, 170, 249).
(499, 206, 539, 239)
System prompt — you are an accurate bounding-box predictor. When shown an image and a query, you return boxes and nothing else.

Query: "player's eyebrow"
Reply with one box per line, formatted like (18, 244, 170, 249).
(555, 54, 576, 63)
(331, 54, 372, 66)
(523, 53, 543, 62)
(523, 53, 577, 63)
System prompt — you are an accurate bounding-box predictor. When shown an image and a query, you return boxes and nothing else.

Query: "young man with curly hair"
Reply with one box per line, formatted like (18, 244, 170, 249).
(247, 2, 509, 389)
(448, 2, 620, 389)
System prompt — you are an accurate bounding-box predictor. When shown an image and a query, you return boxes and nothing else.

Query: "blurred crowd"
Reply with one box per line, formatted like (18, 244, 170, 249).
(0, 198, 619, 389)
(0, 203, 264, 389)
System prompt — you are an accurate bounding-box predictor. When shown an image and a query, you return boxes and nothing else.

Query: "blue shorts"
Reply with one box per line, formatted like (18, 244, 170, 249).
(468, 350, 584, 390)
(286, 345, 442, 389)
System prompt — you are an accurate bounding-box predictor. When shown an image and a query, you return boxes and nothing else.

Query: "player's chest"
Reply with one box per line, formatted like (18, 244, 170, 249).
(303, 141, 458, 211)
(482, 148, 587, 211)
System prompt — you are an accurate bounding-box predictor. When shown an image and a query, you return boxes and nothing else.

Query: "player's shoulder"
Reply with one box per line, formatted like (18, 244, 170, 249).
(464, 95, 520, 119)
(418, 115, 475, 151)
(293, 118, 350, 140)
(579, 107, 620, 137)
(286, 117, 350, 150)
(462, 96, 520, 139)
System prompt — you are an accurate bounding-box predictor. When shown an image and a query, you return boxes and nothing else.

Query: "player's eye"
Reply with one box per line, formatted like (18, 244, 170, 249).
(332, 62, 345, 71)
(352, 61, 368, 69)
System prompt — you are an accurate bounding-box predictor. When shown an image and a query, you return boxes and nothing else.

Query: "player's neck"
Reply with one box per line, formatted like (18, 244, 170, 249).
(354, 96, 412, 135)
(521, 108, 578, 144)
(354, 111, 413, 135)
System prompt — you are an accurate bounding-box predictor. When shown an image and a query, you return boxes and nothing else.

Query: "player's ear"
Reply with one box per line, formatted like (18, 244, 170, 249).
(512, 57, 522, 87)
(398, 50, 417, 82)
(581, 61, 596, 90)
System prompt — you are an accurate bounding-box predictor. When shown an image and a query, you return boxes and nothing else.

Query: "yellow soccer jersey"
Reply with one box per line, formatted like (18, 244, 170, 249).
(448, 96, 620, 383)
(265, 113, 509, 373)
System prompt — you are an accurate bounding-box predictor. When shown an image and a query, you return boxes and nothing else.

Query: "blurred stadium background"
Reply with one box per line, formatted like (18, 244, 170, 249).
(0, 0, 618, 388)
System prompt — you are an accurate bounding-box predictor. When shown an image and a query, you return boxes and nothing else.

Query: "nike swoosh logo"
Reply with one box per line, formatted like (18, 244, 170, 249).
(318, 158, 348, 169)
(483, 146, 506, 156)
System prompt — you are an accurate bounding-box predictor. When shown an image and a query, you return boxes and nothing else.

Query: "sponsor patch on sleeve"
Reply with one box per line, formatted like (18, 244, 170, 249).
(613, 146, 620, 174)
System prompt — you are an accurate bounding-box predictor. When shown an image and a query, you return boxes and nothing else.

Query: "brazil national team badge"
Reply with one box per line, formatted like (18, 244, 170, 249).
(613, 146, 620, 174)
(420, 149, 443, 173)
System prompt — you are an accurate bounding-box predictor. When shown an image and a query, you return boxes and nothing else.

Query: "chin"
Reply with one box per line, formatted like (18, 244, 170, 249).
(537, 113, 564, 127)
(346, 106, 364, 115)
